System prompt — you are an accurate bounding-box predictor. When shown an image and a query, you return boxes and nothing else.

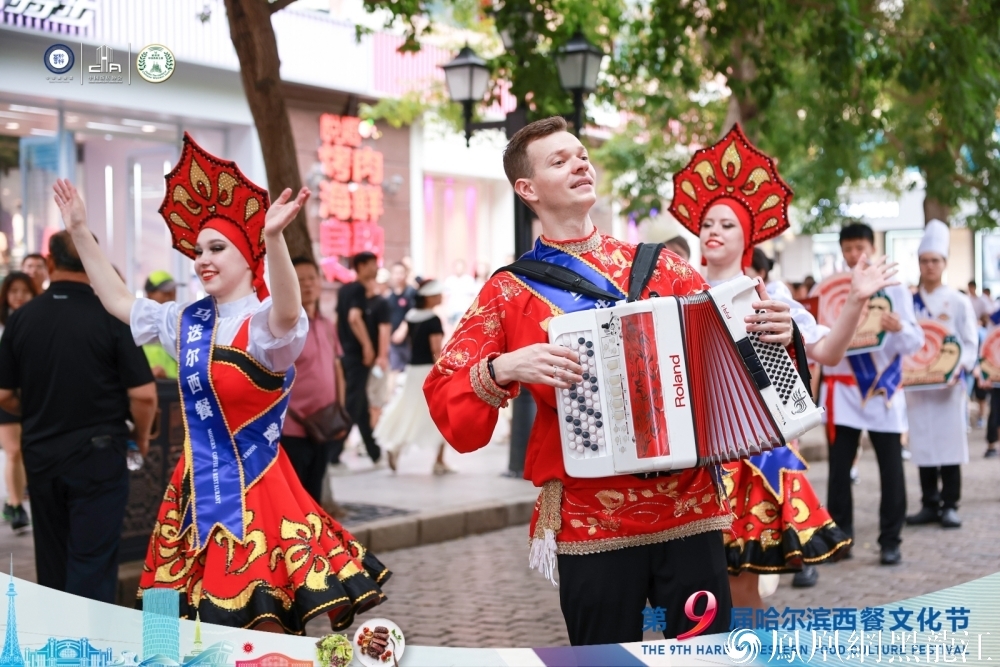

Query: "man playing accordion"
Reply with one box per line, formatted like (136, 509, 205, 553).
(423, 117, 796, 645)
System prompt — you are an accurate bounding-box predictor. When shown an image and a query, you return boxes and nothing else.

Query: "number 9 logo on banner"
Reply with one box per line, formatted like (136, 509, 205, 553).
(676, 590, 717, 640)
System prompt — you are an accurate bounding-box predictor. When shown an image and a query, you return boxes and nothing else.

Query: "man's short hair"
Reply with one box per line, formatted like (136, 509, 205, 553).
(969, 280, 977, 288)
(502, 116, 569, 188)
(664, 236, 690, 259)
(22, 253, 44, 265)
(839, 222, 875, 245)
(48, 231, 85, 273)
(352, 251, 378, 270)
(292, 256, 319, 271)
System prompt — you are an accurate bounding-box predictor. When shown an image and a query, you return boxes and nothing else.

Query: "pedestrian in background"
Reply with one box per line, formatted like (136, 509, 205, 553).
(386, 262, 416, 374)
(0, 231, 157, 603)
(906, 221, 977, 530)
(284, 257, 348, 503)
(0, 271, 37, 531)
(142, 271, 179, 379)
(377, 279, 452, 475)
(21, 253, 48, 293)
(335, 252, 388, 466)
(663, 235, 691, 261)
(367, 272, 392, 426)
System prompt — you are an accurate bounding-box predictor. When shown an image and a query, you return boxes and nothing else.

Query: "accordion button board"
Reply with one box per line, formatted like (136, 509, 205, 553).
(548, 275, 824, 479)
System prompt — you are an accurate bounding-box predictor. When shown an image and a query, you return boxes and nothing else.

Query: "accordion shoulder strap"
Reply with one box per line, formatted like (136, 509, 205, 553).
(790, 320, 813, 390)
(627, 242, 665, 302)
(495, 260, 622, 302)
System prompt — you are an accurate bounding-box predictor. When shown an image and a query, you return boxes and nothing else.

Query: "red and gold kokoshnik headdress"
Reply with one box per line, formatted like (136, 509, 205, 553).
(669, 123, 793, 269)
(159, 133, 271, 298)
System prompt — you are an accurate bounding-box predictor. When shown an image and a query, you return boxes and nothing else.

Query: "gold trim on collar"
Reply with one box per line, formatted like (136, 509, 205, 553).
(539, 229, 601, 255)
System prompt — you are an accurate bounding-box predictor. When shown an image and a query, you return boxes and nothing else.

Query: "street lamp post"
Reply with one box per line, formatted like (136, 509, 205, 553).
(441, 34, 605, 476)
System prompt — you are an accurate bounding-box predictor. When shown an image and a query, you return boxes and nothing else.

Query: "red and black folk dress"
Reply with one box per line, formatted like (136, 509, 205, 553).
(720, 280, 852, 574)
(131, 293, 389, 633)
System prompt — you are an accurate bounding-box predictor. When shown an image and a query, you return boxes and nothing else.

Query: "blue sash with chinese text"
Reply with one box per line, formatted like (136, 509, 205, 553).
(177, 297, 294, 548)
(513, 238, 625, 314)
(844, 295, 908, 403)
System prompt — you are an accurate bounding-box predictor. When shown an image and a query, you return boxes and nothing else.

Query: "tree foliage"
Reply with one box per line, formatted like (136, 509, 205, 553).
(361, 0, 625, 122)
(595, 0, 1000, 232)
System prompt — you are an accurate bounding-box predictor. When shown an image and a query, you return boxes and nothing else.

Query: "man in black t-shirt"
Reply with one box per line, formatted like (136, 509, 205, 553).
(335, 252, 390, 465)
(0, 232, 156, 603)
(386, 262, 417, 371)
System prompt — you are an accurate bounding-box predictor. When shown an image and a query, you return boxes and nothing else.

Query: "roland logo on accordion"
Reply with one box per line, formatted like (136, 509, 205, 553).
(548, 275, 823, 479)
(670, 355, 686, 408)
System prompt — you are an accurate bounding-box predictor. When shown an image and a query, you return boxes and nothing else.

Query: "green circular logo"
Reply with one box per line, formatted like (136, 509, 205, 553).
(136, 44, 175, 83)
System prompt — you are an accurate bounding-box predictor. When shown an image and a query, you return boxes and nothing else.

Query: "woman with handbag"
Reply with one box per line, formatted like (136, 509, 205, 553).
(375, 279, 454, 474)
(52, 134, 389, 634)
(284, 257, 352, 503)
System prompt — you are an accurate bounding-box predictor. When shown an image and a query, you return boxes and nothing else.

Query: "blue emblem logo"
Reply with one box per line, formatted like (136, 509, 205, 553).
(44, 44, 75, 74)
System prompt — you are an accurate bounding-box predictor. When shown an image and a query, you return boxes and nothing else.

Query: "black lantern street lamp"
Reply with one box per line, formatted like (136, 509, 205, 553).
(555, 31, 605, 134)
(441, 46, 493, 147)
(439, 33, 605, 476)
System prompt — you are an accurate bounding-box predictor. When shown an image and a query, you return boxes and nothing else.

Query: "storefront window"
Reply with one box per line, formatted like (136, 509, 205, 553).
(0, 97, 229, 299)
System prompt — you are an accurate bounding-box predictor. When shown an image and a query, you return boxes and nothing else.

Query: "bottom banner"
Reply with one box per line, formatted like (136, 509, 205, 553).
(0, 567, 996, 666)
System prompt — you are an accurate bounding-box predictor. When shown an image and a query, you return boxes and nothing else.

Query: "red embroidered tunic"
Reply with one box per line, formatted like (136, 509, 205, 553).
(424, 230, 733, 556)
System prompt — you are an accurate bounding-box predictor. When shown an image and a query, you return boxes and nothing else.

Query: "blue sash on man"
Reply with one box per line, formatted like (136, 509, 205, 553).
(843, 296, 906, 404)
(177, 297, 294, 549)
(514, 237, 625, 314)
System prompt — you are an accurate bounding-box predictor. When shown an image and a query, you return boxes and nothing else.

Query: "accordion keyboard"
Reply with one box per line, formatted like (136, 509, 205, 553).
(747, 312, 802, 406)
(554, 332, 610, 459)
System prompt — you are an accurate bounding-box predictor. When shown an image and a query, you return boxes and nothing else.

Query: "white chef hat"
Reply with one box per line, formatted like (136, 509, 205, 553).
(917, 219, 949, 259)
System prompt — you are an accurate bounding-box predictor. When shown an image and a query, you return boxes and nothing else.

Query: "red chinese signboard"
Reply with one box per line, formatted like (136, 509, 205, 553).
(317, 113, 385, 282)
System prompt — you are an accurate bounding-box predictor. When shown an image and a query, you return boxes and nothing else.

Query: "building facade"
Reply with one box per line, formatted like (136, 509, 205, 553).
(140, 589, 178, 663)
(1, 0, 630, 305)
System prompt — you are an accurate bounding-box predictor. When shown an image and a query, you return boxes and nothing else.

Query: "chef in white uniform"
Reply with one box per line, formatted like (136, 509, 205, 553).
(905, 219, 978, 530)
(819, 223, 924, 566)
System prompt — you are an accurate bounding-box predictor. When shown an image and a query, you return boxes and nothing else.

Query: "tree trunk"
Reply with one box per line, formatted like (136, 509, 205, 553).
(923, 196, 951, 226)
(223, 0, 314, 262)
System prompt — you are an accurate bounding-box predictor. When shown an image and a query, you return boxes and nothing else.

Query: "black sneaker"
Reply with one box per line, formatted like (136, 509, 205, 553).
(10, 505, 29, 531)
(1, 503, 13, 523)
(986, 447, 999, 459)
(905, 506, 941, 525)
(880, 546, 902, 565)
(792, 564, 819, 588)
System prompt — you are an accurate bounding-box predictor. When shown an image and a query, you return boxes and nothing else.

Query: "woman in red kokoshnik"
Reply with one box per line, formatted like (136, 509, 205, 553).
(52, 134, 389, 634)
(669, 125, 897, 608)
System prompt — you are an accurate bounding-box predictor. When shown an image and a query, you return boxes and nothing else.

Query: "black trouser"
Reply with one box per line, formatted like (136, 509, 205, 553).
(557, 530, 731, 645)
(827, 426, 906, 549)
(282, 435, 332, 505)
(27, 436, 129, 604)
(337, 358, 380, 463)
(918, 465, 961, 510)
(987, 389, 1000, 444)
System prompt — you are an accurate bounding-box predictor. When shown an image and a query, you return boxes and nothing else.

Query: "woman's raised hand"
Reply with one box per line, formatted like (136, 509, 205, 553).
(264, 187, 311, 237)
(52, 179, 89, 234)
(850, 253, 900, 301)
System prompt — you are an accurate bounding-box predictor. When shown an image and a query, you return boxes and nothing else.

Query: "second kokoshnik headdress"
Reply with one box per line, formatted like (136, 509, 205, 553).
(669, 123, 794, 269)
(160, 132, 272, 298)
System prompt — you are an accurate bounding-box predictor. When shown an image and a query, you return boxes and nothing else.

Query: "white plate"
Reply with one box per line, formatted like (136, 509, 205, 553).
(353, 618, 405, 667)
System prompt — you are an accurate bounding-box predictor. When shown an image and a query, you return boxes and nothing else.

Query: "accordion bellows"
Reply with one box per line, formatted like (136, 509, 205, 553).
(549, 276, 823, 478)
